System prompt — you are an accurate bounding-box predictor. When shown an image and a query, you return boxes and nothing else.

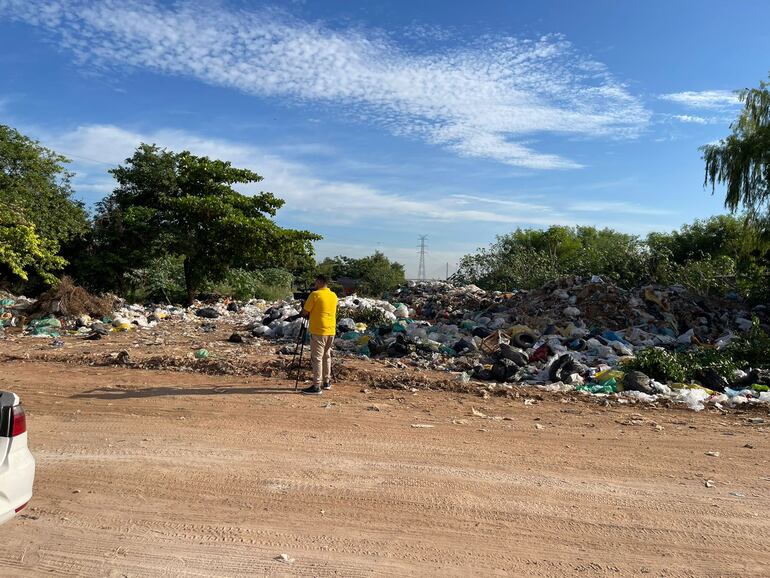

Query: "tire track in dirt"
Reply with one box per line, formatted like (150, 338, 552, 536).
(1, 360, 769, 577)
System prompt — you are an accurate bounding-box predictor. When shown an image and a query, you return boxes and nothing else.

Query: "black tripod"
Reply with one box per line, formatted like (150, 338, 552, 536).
(291, 319, 308, 391)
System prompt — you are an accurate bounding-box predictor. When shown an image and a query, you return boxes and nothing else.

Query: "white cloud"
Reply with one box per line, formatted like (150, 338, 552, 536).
(659, 90, 740, 110)
(0, 0, 650, 169)
(16, 121, 684, 276)
(567, 201, 671, 216)
(450, 194, 549, 211)
(31, 122, 609, 228)
(671, 114, 709, 124)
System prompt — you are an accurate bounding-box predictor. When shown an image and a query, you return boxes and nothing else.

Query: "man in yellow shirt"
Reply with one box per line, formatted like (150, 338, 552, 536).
(300, 274, 339, 395)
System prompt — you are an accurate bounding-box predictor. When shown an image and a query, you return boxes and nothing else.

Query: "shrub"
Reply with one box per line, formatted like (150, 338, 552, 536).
(727, 317, 770, 368)
(210, 268, 293, 301)
(622, 348, 688, 383)
(125, 255, 187, 304)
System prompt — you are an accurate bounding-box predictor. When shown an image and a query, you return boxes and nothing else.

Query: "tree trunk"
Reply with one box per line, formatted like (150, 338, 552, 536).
(183, 256, 195, 305)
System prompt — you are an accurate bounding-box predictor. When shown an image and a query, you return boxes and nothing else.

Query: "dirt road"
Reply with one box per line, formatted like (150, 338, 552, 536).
(1, 359, 769, 577)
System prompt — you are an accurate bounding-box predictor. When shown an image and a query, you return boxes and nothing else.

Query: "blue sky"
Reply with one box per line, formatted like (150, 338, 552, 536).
(1, 0, 768, 278)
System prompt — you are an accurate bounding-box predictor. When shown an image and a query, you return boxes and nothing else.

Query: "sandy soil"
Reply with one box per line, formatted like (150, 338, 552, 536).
(0, 327, 769, 577)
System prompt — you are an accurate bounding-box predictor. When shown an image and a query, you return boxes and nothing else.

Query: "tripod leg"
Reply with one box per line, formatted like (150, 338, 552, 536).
(294, 324, 307, 390)
(289, 324, 303, 380)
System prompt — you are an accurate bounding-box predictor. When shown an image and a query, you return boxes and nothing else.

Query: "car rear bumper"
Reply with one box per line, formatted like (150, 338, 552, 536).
(0, 434, 36, 525)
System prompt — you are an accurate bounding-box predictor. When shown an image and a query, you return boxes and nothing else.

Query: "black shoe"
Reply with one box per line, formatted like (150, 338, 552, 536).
(322, 382, 332, 390)
(301, 385, 322, 395)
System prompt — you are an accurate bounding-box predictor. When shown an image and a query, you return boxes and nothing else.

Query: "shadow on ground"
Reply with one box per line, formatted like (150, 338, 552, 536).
(72, 384, 300, 399)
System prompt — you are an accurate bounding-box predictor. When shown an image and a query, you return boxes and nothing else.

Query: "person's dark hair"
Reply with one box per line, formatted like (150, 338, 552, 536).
(315, 274, 328, 285)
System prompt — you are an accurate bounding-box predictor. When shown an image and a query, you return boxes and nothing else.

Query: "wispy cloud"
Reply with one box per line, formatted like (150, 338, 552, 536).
(29, 122, 613, 228)
(671, 114, 710, 124)
(567, 201, 671, 216)
(451, 193, 670, 218)
(450, 194, 549, 211)
(659, 90, 740, 110)
(0, 0, 649, 170)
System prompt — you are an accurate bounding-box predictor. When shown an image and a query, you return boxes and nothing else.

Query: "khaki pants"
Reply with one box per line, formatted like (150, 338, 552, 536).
(310, 334, 334, 387)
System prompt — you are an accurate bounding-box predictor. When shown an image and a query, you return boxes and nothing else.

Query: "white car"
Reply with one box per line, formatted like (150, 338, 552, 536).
(0, 391, 35, 525)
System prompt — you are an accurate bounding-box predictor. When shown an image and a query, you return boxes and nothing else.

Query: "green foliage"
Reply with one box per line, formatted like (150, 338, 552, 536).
(647, 214, 757, 263)
(123, 259, 293, 304)
(727, 317, 770, 368)
(622, 347, 739, 384)
(209, 268, 293, 301)
(456, 226, 650, 290)
(648, 214, 770, 300)
(124, 255, 187, 304)
(623, 323, 770, 385)
(701, 74, 770, 216)
(92, 144, 320, 303)
(457, 216, 770, 301)
(623, 348, 688, 383)
(0, 125, 88, 288)
(318, 251, 405, 296)
(0, 210, 66, 285)
(0, 125, 88, 245)
(680, 349, 740, 383)
(653, 254, 737, 297)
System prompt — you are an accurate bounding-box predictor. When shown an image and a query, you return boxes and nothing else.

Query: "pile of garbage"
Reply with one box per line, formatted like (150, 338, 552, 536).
(1, 285, 272, 339)
(392, 281, 495, 320)
(0, 292, 182, 339)
(242, 277, 770, 411)
(4, 275, 770, 412)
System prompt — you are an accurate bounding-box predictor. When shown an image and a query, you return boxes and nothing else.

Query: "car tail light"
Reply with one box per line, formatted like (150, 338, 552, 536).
(11, 405, 26, 437)
(15, 501, 29, 513)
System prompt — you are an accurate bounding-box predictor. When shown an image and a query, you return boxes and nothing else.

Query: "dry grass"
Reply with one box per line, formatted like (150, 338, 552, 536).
(33, 276, 116, 318)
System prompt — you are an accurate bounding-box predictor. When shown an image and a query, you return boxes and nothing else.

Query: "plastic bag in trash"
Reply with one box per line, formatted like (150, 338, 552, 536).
(673, 387, 710, 411)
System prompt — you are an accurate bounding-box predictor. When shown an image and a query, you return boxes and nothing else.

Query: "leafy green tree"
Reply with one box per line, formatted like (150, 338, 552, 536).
(0, 125, 88, 286)
(95, 144, 320, 303)
(647, 215, 770, 301)
(353, 251, 406, 295)
(702, 75, 770, 216)
(318, 251, 405, 296)
(456, 226, 649, 290)
(647, 215, 756, 263)
(0, 210, 65, 286)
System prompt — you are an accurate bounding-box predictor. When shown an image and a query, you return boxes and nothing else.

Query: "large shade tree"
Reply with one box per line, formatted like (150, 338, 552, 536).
(94, 144, 320, 303)
(0, 124, 88, 285)
(702, 75, 770, 218)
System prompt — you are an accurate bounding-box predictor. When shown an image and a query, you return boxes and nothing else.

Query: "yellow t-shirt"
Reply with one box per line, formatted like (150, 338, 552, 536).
(303, 287, 338, 336)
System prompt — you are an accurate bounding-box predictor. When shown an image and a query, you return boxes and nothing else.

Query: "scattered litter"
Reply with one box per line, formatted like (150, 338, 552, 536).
(4, 274, 770, 414)
(411, 424, 435, 428)
(705, 480, 715, 488)
(275, 554, 295, 565)
(705, 451, 721, 457)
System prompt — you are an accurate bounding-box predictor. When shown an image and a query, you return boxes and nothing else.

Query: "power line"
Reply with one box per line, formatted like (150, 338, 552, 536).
(417, 235, 428, 281)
